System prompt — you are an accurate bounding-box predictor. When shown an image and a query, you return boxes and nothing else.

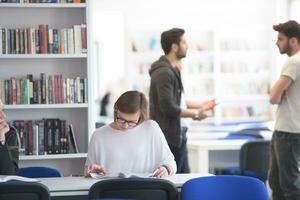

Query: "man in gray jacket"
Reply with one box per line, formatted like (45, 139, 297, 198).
(149, 28, 216, 173)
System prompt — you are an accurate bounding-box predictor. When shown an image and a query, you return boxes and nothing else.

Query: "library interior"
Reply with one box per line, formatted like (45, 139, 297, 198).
(0, 0, 300, 200)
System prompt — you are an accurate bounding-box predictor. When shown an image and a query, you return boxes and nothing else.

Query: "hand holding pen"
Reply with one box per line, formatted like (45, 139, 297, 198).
(85, 164, 106, 177)
(151, 165, 169, 178)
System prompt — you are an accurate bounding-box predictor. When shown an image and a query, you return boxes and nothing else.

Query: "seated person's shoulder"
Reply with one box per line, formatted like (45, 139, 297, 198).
(142, 120, 161, 130)
(92, 124, 111, 137)
(5, 126, 18, 146)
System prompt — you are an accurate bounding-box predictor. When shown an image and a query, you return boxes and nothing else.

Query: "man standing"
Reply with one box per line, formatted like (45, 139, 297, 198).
(149, 28, 216, 173)
(269, 20, 300, 200)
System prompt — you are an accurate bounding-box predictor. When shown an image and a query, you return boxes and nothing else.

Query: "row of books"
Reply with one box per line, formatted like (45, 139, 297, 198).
(11, 118, 78, 156)
(0, 73, 88, 105)
(0, 0, 85, 3)
(0, 24, 87, 55)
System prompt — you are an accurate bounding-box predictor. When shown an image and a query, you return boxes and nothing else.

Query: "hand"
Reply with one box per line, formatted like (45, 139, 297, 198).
(200, 99, 217, 112)
(193, 110, 211, 121)
(152, 166, 169, 178)
(85, 164, 106, 177)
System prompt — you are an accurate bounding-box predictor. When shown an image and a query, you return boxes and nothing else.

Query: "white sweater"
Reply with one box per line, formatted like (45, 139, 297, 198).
(85, 120, 177, 174)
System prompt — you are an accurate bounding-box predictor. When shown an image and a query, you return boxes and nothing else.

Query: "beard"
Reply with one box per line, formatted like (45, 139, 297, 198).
(279, 43, 290, 55)
(175, 49, 187, 59)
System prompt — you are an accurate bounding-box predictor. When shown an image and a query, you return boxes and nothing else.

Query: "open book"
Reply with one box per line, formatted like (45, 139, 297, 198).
(90, 172, 155, 179)
(0, 175, 39, 183)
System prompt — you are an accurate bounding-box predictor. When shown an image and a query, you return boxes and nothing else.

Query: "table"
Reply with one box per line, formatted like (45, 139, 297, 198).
(38, 173, 212, 197)
(188, 139, 248, 174)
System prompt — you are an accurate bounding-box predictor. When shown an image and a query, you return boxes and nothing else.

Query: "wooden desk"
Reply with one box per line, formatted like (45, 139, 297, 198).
(39, 173, 212, 197)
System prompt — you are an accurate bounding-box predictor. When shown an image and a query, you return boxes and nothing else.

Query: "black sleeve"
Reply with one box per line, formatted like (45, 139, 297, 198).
(155, 69, 181, 118)
(0, 127, 19, 175)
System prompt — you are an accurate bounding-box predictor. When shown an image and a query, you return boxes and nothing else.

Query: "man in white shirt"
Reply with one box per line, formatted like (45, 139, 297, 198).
(269, 20, 300, 200)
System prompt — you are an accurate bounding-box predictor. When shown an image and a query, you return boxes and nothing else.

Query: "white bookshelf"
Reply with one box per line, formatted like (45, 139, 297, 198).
(0, 1, 93, 176)
(0, 54, 87, 58)
(0, 3, 86, 8)
(128, 27, 274, 124)
(20, 153, 87, 160)
(4, 103, 88, 109)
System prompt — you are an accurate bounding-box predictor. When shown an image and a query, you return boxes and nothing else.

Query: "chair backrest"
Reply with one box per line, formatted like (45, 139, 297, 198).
(181, 175, 269, 200)
(18, 166, 62, 178)
(239, 140, 270, 181)
(0, 181, 50, 200)
(88, 178, 178, 200)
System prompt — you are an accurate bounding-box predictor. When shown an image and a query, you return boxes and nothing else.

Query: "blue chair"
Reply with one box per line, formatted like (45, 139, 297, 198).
(18, 166, 61, 178)
(222, 140, 270, 182)
(181, 175, 269, 200)
(0, 181, 50, 200)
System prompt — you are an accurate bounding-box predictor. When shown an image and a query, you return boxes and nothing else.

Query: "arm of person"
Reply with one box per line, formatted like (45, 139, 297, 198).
(152, 121, 177, 177)
(270, 75, 293, 104)
(180, 108, 208, 120)
(6, 127, 19, 175)
(84, 132, 105, 177)
(180, 101, 215, 120)
(186, 99, 216, 111)
(0, 121, 19, 175)
(0, 110, 9, 143)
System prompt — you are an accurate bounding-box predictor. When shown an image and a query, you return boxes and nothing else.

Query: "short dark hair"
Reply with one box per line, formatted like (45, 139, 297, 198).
(273, 20, 300, 43)
(114, 91, 148, 123)
(161, 28, 185, 54)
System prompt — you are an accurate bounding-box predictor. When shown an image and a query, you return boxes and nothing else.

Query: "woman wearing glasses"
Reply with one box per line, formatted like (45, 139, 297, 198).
(0, 99, 19, 175)
(84, 91, 176, 178)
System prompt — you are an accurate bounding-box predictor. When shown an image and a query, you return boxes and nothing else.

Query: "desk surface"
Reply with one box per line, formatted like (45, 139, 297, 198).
(39, 173, 212, 196)
(188, 139, 248, 150)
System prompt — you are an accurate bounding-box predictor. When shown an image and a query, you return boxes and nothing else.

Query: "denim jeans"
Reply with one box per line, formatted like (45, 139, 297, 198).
(269, 130, 300, 200)
(169, 127, 190, 173)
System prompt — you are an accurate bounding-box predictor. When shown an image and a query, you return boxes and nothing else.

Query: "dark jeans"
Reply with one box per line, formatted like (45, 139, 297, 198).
(269, 130, 300, 200)
(169, 127, 190, 173)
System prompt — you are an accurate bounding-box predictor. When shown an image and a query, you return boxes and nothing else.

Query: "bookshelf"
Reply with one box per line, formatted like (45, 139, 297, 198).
(0, 1, 92, 176)
(128, 28, 274, 124)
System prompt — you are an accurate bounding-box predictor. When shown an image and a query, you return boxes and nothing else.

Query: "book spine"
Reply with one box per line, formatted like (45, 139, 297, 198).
(81, 24, 87, 53)
(53, 119, 61, 154)
(37, 120, 45, 155)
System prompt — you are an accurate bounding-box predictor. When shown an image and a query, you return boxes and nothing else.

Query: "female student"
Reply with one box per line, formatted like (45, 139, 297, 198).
(0, 99, 19, 175)
(85, 91, 176, 178)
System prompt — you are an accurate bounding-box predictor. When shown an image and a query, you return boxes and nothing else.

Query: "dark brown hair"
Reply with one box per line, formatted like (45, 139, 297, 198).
(273, 20, 300, 43)
(161, 28, 185, 54)
(114, 91, 148, 123)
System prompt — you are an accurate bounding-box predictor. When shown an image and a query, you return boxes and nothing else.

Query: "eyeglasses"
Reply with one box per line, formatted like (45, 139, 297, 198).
(115, 116, 138, 127)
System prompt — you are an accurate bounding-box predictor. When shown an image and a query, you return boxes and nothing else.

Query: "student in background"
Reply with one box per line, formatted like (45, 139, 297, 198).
(0, 99, 19, 175)
(100, 91, 111, 116)
(149, 28, 216, 173)
(85, 91, 176, 178)
(269, 20, 300, 200)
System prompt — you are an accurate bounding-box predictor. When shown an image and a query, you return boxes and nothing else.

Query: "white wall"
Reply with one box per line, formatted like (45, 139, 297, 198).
(90, 0, 288, 117)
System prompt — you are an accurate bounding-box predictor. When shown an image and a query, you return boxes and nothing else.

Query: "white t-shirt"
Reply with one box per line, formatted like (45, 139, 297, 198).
(275, 52, 300, 133)
(180, 92, 189, 127)
(85, 120, 177, 174)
